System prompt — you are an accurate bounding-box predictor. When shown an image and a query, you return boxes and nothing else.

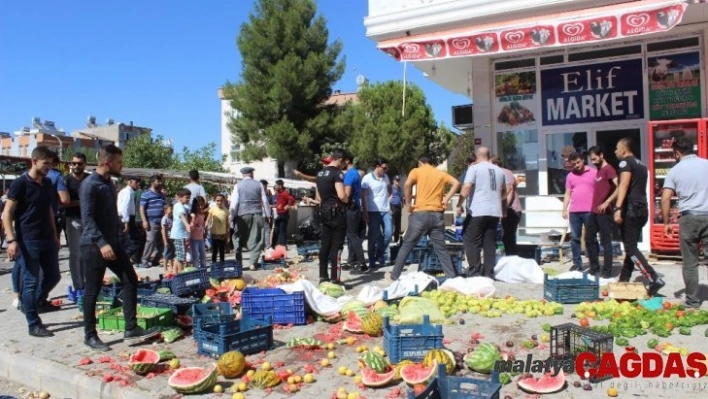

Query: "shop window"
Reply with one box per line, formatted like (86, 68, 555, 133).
(540, 55, 564, 65)
(647, 37, 700, 52)
(496, 130, 539, 196)
(568, 45, 641, 62)
(494, 58, 536, 71)
(546, 132, 588, 196)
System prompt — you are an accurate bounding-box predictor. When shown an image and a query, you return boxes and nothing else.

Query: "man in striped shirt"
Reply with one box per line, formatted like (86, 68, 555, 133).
(139, 175, 166, 268)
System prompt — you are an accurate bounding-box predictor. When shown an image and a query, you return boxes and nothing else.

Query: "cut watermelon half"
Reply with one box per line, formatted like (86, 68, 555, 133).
(343, 310, 363, 333)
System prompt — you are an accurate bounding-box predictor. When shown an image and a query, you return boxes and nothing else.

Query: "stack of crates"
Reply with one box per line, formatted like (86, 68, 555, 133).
(192, 303, 274, 358)
(164, 268, 210, 297)
(405, 236, 430, 265)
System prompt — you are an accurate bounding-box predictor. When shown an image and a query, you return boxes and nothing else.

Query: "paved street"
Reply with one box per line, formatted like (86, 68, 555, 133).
(0, 244, 706, 398)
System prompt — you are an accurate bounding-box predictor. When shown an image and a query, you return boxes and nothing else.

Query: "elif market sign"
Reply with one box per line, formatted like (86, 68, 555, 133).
(540, 58, 644, 126)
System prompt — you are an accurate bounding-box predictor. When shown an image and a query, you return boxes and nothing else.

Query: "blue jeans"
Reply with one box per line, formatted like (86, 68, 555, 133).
(368, 211, 392, 266)
(19, 239, 60, 328)
(12, 259, 22, 293)
(569, 212, 596, 268)
(190, 239, 206, 268)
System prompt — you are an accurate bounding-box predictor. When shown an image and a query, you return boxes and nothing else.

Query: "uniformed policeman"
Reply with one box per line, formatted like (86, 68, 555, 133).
(315, 149, 349, 284)
(661, 137, 708, 308)
(613, 138, 664, 295)
(229, 167, 271, 270)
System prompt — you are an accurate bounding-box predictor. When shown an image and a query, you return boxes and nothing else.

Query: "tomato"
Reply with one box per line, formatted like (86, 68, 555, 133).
(665, 322, 674, 331)
(601, 289, 609, 297)
(676, 310, 686, 318)
(413, 384, 427, 395)
(663, 301, 672, 310)
(579, 318, 590, 327)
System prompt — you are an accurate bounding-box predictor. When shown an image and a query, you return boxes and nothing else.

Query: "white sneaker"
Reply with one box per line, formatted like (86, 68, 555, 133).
(12, 298, 21, 309)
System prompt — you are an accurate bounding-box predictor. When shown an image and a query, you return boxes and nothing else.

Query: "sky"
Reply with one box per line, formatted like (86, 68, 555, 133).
(0, 1, 470, 156)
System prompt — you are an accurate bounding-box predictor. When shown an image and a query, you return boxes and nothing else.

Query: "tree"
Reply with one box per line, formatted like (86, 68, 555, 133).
(122, 134, 174, 169)
(176, 142, 226, 173)
(223, 0, 345, 177)
(448, 130, 477, 180)
(61, 147, 99, 164)
(348, 80, 454, 177)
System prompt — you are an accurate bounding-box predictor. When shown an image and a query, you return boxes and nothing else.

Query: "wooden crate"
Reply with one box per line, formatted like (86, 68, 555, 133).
(608, 282, 647, 300)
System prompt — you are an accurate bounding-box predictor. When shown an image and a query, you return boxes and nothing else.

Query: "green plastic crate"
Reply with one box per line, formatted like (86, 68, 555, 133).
(98, 306, 174, 331)
(78, 296, 120, 313)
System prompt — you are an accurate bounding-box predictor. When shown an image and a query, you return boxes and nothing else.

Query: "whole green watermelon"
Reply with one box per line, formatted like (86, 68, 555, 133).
(463, 343, 502, 374)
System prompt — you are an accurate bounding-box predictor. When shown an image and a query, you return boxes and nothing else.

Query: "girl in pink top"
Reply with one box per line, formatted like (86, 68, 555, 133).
(189, 196, 207, 269)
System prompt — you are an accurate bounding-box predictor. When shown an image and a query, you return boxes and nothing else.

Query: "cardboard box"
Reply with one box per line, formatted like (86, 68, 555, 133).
(608, 282, 647, 300)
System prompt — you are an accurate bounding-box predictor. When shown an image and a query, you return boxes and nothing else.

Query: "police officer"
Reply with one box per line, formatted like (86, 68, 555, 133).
(315, 149, 349, 284)
(661, 137, 708, 308)
(229, 167, 270, 270)
(613, 138, 664, 295)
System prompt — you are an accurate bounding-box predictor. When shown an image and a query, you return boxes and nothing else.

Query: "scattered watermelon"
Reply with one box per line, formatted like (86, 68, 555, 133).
(361, 367, 395, 388)
(168, 363, 217, 394)
(343, 311, 363, 333)
(400, 361, 437, 386)
(129, 349, 160, 376)
(518, 370, 567, 394)
(176, 315, 193, 328)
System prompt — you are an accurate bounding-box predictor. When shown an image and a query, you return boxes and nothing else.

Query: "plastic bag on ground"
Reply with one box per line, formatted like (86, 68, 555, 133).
(278, 279, 353, 318)
(396, 296, 446, 325)
(493, 256, 544, 284)
(439, 277, 496, 298)
(356, 285, 383, 306)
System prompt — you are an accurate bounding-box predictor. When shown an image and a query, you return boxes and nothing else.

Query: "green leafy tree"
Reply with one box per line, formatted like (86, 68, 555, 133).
(448, 130, 476, 180)
(176, 142, 226, 173)
(224, 0, 345, 177)
(122, 134, 174, 169)
(348, 80, 453, 177)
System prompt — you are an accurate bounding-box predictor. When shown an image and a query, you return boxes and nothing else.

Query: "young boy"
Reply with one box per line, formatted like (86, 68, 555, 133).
(161, 203, 174, 273)
(169, 189, 191, 273)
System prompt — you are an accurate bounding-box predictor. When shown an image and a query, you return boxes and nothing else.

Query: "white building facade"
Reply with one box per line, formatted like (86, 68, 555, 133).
(366, 0, 708, 252)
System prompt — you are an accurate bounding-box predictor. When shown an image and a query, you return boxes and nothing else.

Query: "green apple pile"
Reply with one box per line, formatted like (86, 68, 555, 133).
(420, 290, 564, 319)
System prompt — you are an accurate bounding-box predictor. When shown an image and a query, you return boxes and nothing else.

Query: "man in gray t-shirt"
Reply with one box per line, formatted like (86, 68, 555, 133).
(661, 138, 708, 308)
(459, 147, 508, 278)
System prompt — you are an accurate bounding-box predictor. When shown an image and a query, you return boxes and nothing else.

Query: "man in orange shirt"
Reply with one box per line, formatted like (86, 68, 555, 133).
(386, 155, 461, 282)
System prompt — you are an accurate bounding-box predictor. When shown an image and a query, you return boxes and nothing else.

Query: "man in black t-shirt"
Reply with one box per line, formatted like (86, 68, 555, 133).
(64, 152, 88, 291)
(315, 149, 349, 284)
(613, 138, 664, 296)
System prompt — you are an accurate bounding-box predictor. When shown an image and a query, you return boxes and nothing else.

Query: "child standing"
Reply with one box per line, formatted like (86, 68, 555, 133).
(206, 193, 230, 263)
(161, 203, 174, 273)
(170, 189, 191, 273)
(189, 196, 207, 269)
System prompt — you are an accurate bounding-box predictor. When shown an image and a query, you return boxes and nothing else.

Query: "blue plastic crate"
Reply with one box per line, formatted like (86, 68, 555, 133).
(296, 241, 320, 261)
(444, 229, 463, 243)
(383, 315, 444, 364)
(194, 315, 274, 358)
(210, 260, 243, 280)
(382, 285, 421, 305)
(259, 256, 287, 270)
(67, 286, 84, 303)
(100, 279, 162, 300)
(192, 302, 237, 331)
(420, 248, 464, 275)
(405, 247, 429, 265)
(170, 268, 210, 296)
(139, 294, 200, 315)
(241, 288, 306, 325)
(409, 364, 501, 399)
(543, 272, 599, 304)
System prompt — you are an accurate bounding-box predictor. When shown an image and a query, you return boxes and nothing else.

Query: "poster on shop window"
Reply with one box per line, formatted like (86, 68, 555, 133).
(540, 58, 644, 126)
(494, 71, 538, 130)
(647, 52, 701, 120)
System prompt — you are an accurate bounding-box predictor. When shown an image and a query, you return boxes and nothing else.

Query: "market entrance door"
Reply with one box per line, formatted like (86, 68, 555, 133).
(594, 128, 642, 169)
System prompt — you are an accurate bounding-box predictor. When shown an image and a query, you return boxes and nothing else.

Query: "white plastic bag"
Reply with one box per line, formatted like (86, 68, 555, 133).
(439, 277, 496, 298)
(278, 280, 352, 317)
(493, 256, 544, 284)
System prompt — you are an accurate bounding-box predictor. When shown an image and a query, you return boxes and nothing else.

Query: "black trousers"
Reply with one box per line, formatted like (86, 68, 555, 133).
(501, 208, 520, 256)
(392, 204, 403, 243)
(618, 203, 658, 282)
(345, 207, 366, 264)
(81, 243, 138, 338)
(273, 214, 289, 247)
(463, 215, 500, 278)
(211, 238, 226, 263)
(319, 205, 346, 282)
(586, 213, 615, 275)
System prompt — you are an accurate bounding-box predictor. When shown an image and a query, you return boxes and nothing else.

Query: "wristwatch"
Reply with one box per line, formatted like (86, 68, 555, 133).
(612, 206, 622, 212)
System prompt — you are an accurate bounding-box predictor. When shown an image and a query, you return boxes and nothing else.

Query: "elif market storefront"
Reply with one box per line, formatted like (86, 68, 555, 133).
(372, 0, 708, 252)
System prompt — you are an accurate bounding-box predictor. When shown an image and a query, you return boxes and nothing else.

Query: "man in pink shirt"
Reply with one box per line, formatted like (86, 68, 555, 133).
(562, 152, 599, 272)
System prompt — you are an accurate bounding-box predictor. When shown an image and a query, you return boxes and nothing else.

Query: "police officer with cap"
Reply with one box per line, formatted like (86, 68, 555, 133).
(315, 149, 349, 284)
(661, 137, 708, 308)
(614, 137, 664, 295)
(230, 166, 270, 270)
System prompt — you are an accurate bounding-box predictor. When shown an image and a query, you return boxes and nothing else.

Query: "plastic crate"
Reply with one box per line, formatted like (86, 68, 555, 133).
(170, 268, 210, 296)
(139, 294, 200, 315)
(241, 288, 306, 325)
(194, 315, 274, 358)
(100, 279, 162, 300)
(543, 273, 599, 304)
(259, 256, 287, 270)
(67, 286, 84, 303)
(77, 295, 120, 313)
(444, 229, 463, 243)
(383, 315, 444, 364)
(98, 306, 173, 331)
(420, 248, 464, 275)
(405, 247, 429, 265)
(296, 241, 320, 261)
(550, 323, 613, 383)
(382, 285, 421, 305)
(192, 302, 238, 332)
(409, 364, 501, 399)
(209, 260, 243, 280)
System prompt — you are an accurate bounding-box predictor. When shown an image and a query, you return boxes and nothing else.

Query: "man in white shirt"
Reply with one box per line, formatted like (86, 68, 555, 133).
(117, 176, 141, 265)
(184, 169, 207, 211)
(361, 158, 393, 268)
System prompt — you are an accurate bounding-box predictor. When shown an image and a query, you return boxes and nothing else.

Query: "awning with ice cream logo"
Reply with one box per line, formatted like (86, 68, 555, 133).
(378, 0, 688, 62)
